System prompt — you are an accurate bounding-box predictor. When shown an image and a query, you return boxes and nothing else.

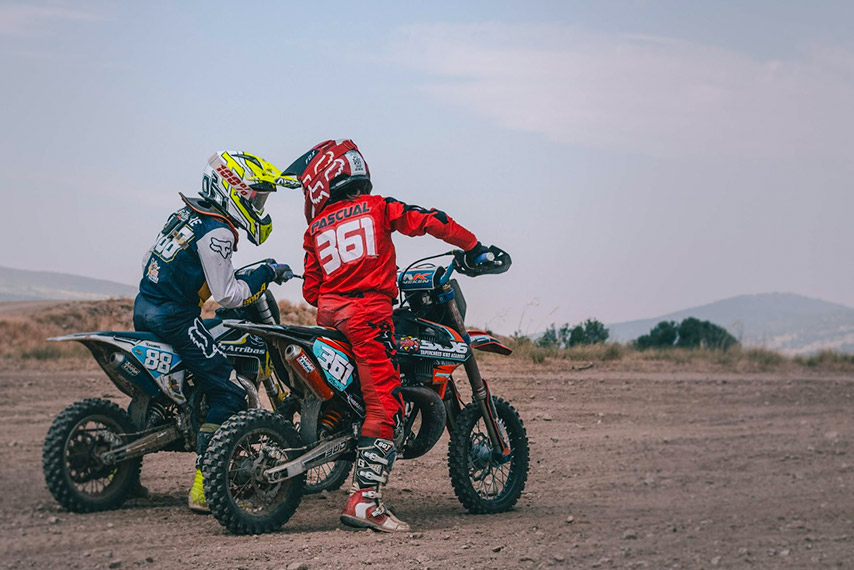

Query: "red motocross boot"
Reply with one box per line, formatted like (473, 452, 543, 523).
(340, 488, 410, 532)
(340, 437, 410, 533)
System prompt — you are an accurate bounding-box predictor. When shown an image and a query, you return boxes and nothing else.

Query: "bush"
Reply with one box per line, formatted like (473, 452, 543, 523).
(536, 318, 610, 348)
(636, 321, 678, 350)
(536, 324, 560, 348)
(635, 317, 738, 351)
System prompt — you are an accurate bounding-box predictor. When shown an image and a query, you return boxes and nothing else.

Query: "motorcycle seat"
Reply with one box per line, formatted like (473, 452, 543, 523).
(103, 331, 162, 343)
(278, 325, 349, 344)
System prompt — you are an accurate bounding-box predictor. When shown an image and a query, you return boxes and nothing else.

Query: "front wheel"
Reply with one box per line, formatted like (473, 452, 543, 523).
(203, 409, 305, 535)
(42, 398, 142, 513)
(277, 396, 352, 495)
(448, 397, 529, 514)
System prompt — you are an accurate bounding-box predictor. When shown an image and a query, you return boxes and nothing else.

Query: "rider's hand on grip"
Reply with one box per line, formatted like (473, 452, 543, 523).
(461, 242, 490, 270)
(454, 244, 511, 276)
(266, 263, 294, 285)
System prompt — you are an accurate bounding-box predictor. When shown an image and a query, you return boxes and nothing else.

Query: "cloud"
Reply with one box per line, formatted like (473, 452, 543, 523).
(0, 3, 104, 36)
(389, 23, 854, 160)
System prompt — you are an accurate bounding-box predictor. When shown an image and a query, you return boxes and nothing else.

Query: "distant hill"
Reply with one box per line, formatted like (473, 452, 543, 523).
(0, 266, 137, 302)
(607, 293, 854, 356)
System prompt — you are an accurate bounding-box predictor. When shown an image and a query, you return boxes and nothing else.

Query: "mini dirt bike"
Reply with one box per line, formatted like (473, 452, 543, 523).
(41, 263, 304, 513)
(202, 247, 529, 534)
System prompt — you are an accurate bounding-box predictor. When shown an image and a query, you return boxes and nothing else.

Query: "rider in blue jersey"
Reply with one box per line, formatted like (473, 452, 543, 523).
(134, 151, 297, 512)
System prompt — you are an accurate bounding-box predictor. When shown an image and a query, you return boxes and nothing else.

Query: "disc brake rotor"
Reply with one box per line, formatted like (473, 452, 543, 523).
(228, 436, 286, 511)
(66, 427, 121, 483)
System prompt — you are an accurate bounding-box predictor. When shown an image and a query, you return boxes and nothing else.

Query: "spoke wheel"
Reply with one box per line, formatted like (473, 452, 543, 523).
(448, 397, 529, 514)
(203, 409, 304, 534)
(43, 398, 141, 513)
(278, 396, 352, 494)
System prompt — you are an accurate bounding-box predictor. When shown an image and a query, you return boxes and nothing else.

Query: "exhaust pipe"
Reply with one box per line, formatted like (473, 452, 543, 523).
(284, 345, 334, 400)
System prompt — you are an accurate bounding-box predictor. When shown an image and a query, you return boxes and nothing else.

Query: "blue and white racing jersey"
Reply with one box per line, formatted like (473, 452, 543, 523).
(138, 202, 271, 309)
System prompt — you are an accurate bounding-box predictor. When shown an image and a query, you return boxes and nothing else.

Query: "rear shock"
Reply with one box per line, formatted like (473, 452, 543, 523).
(318, 409, 343, 435)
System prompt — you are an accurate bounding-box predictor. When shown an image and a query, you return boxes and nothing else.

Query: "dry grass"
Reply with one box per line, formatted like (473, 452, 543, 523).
(501, 337, 854, 374)
(2, 299, 852, 374)
(0, 299, 135, 362)
(794, 349, 854, 371)
(0, 297, 317, 363)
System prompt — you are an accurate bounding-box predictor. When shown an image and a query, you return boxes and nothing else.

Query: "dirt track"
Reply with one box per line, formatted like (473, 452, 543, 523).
(1, 357, 852, 569)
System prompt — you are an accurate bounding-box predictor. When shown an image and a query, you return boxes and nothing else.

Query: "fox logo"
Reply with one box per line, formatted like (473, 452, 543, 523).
(188, 319, 223, 359)
(209, 237, 232, 259)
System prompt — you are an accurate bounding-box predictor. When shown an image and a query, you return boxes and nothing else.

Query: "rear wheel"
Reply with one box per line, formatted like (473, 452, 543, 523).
(203, 409, 305, 535)
(448, 397, 529, 514)
(43, 398, 142, 513)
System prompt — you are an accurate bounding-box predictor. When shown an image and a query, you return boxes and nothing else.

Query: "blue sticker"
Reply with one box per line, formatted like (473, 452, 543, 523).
(312, 340, 355, 391)
(132, 346, 181, 379)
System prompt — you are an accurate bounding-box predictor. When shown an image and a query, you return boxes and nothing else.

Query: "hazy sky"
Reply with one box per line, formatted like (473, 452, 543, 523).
(1, 1, 852, 335)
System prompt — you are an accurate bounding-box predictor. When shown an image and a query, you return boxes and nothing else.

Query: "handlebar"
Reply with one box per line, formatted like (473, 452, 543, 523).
(452, 245, 512, 277)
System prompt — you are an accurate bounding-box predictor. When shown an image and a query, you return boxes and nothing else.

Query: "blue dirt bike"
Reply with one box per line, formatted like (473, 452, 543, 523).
(41, 263, 303, 513)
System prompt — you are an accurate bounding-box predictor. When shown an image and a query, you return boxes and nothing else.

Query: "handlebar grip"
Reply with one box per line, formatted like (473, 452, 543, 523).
(474, 252, 495, 265)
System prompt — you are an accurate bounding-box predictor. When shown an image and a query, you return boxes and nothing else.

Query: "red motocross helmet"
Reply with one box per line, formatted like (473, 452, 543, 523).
(283, 139, 372, 223)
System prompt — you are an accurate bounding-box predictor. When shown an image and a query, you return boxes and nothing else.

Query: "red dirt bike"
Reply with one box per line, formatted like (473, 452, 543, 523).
(203, 247, 530, 534)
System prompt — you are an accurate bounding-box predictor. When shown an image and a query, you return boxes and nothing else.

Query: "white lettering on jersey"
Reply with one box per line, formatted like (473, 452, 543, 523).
(315, 216, 377, 276)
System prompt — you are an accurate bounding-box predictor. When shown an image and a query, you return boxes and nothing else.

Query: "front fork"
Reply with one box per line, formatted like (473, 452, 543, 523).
(441, 284, 511, 458)
(254, 293, 291, 412)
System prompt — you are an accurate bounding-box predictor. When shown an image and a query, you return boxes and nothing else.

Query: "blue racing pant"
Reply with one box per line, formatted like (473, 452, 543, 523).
(133, 294, 246, 425)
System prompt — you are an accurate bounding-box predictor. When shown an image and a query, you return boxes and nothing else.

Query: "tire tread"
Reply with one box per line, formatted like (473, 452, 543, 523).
(42, 398, 141, 513)
(203, 409, 305, 535)
(448, 397, 529, 514)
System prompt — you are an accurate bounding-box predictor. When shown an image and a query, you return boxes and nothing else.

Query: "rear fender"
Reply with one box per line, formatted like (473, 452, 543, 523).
(467, 329, 513, 355)
(49, 333, 163, 398)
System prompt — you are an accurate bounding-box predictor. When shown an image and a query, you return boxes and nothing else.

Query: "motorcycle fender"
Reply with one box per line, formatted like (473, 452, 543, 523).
(50, 334, 161, 397)
(467, 329, 513, 355)
(398, 386, 447, 460)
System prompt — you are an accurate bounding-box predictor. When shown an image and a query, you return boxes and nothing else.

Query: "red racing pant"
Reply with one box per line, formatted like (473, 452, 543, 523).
(316, 292, 403, 440)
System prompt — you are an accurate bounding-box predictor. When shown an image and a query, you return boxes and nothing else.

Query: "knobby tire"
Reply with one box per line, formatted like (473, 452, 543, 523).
(42, 398, 142, 513)
(203, 409, 305, 535)
(448, 397, 529, 514)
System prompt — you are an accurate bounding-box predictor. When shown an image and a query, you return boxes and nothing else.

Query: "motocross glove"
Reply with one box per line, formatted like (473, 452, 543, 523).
(462, 241, 493, 270)
(266, 263, 294, 285)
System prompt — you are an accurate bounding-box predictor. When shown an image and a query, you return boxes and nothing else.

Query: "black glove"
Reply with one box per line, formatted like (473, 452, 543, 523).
(454, 243, 511, 276)
(264, 261, 294, 284)
(462, 241, 492, 270)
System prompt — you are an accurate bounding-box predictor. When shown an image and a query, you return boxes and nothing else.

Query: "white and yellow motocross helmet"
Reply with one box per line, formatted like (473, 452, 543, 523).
(200, 151, 299, 246)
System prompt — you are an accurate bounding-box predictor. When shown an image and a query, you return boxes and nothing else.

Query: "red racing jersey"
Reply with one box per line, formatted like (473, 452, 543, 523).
(302, 194, 478, 306)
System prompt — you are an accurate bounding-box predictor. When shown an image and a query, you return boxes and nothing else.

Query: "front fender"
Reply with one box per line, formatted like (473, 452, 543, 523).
(467, 329, 512, 356)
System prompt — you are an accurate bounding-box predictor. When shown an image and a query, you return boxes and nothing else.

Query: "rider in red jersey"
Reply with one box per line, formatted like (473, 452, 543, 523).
(284, 139, 490, 532)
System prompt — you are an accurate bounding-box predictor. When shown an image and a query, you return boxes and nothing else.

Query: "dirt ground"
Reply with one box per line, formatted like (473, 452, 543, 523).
(1, 355, 852, 570)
